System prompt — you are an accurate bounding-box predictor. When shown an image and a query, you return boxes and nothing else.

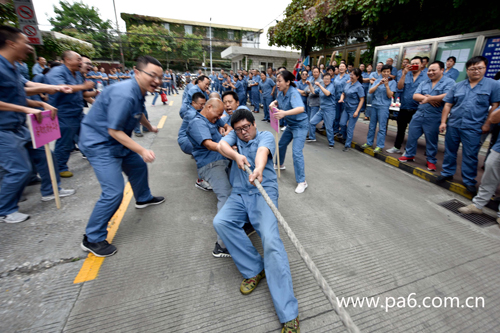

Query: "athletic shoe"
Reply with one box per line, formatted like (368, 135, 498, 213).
(195, 179, 213, 191)
(427, 161, 436, 171)
(295, 181, 308, 194)
(374, 147, 382, 153)
(281, 316, 300, 333)
(212, 242, 231, 258)
(306, 138, 316, 142)
(0, 211, 29, 223)
(398, 155, 415, 162)
(281, 126, 287, 131)
(436, 175, 453, 183)
(243, 223, 256, 237)
(81, 234, 117, 257)
(458, 204, 483, 215)
(361, 143, 370, 149)
(28, 177, 42, 186)
(328, 145, 334, 149)
(41, 188, 76, 202)
(261, 118, 268, 121)
(135, 196, 165, 209)
(134, 132, 144, 137)
(465, 185, 477, 195)
(342, 147, 350, 152)
(273, 164, 286, 170)
(386, 147, 401, 154)
(240, 269, 265, 295)
(59, 171, 73, 178)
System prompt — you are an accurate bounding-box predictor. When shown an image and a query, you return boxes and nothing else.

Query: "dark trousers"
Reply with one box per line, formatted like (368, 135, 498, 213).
(394, 109, 416, 150)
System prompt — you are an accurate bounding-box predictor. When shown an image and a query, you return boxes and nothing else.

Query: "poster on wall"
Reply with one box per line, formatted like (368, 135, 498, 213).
(376, 48, 399, 65)
(436, 39, 476, 82)
(402, 44, 432, 61)
(482, 37, 500, 79)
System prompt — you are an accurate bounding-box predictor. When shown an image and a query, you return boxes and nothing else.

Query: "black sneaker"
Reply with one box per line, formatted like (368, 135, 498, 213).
(342, 147, 350, 152)
(465, 185, 477, 195)
(243, 223, 256, 237)
(212, 242, 231, 258)
(134, 132, 144, 137)
(28, 177, 42, 186)
(135, 196, 165, 209)
(436, 175, 453, 184)
(81, 235, 117, 257)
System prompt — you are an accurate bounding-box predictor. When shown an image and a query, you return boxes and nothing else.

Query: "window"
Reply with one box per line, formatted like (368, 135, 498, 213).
(206, 27, 212, 38)
(184, 25, 193, 35)
(163, 23, 170, 31)
(246, 33, 254, 42)
(227, 30, 234, 40)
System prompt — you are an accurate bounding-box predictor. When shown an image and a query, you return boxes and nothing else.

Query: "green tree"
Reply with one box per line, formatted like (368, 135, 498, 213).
(124, 24, 176, 64)
(49, 1, 114, 58)
(0, 1, 17, 26)
(175, 34, 203, 70)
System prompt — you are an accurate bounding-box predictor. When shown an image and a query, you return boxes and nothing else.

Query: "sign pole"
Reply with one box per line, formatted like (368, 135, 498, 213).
(44, 144, 61, 209)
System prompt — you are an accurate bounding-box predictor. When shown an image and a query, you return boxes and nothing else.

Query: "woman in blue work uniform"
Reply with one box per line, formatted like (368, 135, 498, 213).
(249, 73, 260, 112)
(339, 68, 365, 152)
(270, 70, 309, 194)
(229, 74, 247, 107)
(307, 73, 336, 147)
(333, 63, 349, 137)
(259, 72, 276, 122)
(362, 65, 397, 153)
(296, 70, 309, 118)
(361, 64, 372, 119)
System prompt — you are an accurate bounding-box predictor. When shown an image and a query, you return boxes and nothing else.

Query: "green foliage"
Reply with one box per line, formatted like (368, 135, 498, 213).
(36, 34, 96, 59)
(177, 34, 203, 69)
(0, 1, 17, 26)
(124, 24, 176, 61)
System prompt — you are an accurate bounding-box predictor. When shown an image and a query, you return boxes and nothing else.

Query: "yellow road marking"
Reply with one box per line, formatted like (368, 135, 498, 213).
(385, 156, 400, 168)
(157, 115, 167, 129)
(169, 100, 174, 106)
(74, 183, 133, 284)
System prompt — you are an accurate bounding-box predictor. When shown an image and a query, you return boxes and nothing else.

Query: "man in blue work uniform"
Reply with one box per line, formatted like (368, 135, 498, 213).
(45, 50, 95, 178)
(215, 108, 300, 333)
(386, 58, 398, 79)
(79, 56, 165, 257)
(32, 56, 47, 76)
(398, 61, 456, 171)
(386, 56, 426, 154)
(0, 26, 75, 224)
(259, 72, 276, 122)
(437, 56, 500, 194)
(187, 98, 233, 257)
(217, 69, 225, 94)
(180, 75, 210, 118)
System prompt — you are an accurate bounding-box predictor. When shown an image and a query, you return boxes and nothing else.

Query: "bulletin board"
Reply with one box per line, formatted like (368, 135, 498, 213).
(482, 36, 500, 79)
(435, 39, 476, 82)
(402, 44, 432, 61)
(376, 48, 400, 65)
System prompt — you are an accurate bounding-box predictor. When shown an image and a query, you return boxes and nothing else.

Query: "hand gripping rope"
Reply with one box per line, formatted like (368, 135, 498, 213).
(244, 165, 361, 333)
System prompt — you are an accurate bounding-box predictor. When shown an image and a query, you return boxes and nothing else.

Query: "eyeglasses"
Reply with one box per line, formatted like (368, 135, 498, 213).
(139, 69, 162, 81)
(234, 124, 252, 133)
(467, 67, 486, 72)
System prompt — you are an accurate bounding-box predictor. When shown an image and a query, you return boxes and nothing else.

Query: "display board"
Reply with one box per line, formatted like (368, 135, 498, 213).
(482, 36, 500, 79)
(376, 48, 399, 65)
(403, 44, 432, 62)
(436, 39, 476, 82)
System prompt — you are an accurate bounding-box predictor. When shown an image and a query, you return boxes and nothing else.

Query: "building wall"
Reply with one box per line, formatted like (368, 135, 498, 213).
(230, 55, 298, 71)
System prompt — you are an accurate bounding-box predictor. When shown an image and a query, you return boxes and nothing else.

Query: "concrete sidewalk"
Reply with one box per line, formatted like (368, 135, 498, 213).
(2, 93, 500, 332)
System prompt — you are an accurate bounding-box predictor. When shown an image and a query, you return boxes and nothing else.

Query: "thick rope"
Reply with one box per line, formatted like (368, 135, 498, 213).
(244, 165, 361, 333)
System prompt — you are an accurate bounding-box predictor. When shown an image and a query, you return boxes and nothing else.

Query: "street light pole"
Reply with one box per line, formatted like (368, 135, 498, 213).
(113, 0, 125, 67)
(210, 17, 213, 73)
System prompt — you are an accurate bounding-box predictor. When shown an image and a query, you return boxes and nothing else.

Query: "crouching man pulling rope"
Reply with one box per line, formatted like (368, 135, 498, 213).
(215, 108, 300, 332)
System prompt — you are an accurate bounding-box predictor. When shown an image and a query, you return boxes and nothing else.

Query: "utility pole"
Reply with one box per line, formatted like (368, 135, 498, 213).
(209, 17, 213, 72)
(113, 0, 125, 67)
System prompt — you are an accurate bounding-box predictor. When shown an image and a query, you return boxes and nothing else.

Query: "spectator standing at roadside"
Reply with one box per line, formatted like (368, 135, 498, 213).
(32, 56, 47, 76)
(305, 67, 323, 137)
(307, 73, 336, 147)
(339, 68, 365, 152)
(333, 63, 349, 137)
(444, 56, 460, 81)
(385, 58, 398, 79)
(170, 69, 179, 94)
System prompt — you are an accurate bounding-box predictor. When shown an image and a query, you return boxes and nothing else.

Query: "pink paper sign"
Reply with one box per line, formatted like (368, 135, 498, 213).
(270, 107, 280, 133)
(27, 111, 61, 149)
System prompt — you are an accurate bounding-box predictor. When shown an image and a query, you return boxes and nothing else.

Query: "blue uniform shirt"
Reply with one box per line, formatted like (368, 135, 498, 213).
(443, 77, 500, 130)
(399, 71, 427, 109)
(276, 86, 307, 126)
(32, 63, 47, 76)
(0, 55, 29, 130)
(369, 72, 382, 82)
(361, 72, 371, 91)
(222, 130, 278, 196)
(178, 106, 198, 141)
(414, 76, 456, 118)
(296, 80, 309, 106)
(79, 79, 146, 157)
(46, 64, 84, 117)
(319, 82, 336, 110)
(259, 78, 275, 97)
(343, 81, 365, 111)
(234, 80, 246, 99)
(16, 61, 29, 80)
(443, 68, 459, 81)
(108, 73, 118, 85)
(396, 69, 404, 83)
(333, 73, 349, 99)
(390, 66, 398, 78)
(371, 79, 397, 108)
(187, 112, 227, 169)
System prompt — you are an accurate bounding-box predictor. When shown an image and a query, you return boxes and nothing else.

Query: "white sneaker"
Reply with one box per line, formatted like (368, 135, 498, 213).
(281, 126, 287, 131)
(41, 188, 76, 202)
(195, 179, 213, 191)
(386, 147, 401, 154)
(295, 181, 308, 194)
(273, 164, 286, 170)
(0, 211, 30, 223)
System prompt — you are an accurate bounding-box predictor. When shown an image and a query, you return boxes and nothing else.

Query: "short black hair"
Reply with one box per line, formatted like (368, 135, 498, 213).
(222, 90, 239, 102)
(196, 75, 209, 83)
(447, 56, 457, 63)
(136, 56, 161, 70)
(430, 60, 444, 69)
(381, 64, 393, 72)
(0, 25, 22, 49)
(351, 68, 362, 78)
(348, 63, 354, 67)
(191, 92, 206, 103)
(326, 65, 335, 72)
(323, 73, 332, 79)
(411, 56, 422, 63)
(422, 56, 430, 62)
(278, 66, 286, 71)
(277, 70, 297, 88)
(231, 108, 255, 128)
(466, 56, 488, 69)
